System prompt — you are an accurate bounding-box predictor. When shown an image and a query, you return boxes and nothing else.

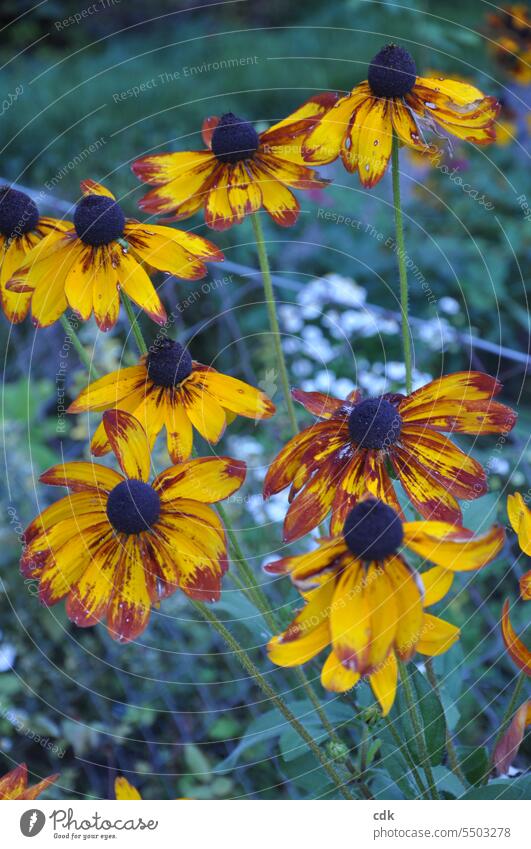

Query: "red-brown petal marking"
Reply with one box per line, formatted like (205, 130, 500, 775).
(501, 599, 531, 675)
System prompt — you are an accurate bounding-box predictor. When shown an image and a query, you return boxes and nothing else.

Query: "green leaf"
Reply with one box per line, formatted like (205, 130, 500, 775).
(461, 747, 490, 787)
(461, 776, 531, 800)
(395, 666, 447, 766)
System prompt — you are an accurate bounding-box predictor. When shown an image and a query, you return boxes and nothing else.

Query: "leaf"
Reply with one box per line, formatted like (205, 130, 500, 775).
(461, 776, 531, 800)
(493, 700, 531, 777)
(461, 747, 490, 786)
(395, 666, 447, 766)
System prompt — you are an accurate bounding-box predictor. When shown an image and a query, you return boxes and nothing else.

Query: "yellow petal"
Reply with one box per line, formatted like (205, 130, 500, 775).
(199, 369, 275, 419)
(420, 566, 454, 606)
(330, 561, 371, 673)
(369, 651, 398, 716)
(103, 409, 151, 481)
(385, 557, 424, 661)
(507, 492, 531, 556)
(403, 521, 505, 572)
(416, 613, 460, 656)
(321, 650, 360, 692)
(268, 621, 330, 667)
(115, 247, 166, 324)
(115, 777, 142, 800)
(153, 456, 246, 503)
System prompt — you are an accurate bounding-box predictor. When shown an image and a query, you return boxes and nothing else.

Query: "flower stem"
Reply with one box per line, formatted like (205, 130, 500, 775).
(191, 598, 355, 799)
(488, 670, 527, 778)
(251, 213, 298, 436)
(121, 291, 148, 356)
(425, 658, 467, 785)
(391, 134, 413, 395)
(398, 660, 440, 800)
(384, 715, 429, 799)
(59, 314, 101, 379)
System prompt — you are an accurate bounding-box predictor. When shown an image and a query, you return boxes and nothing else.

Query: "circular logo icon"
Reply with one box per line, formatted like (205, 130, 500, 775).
(20, 809, 46, 837)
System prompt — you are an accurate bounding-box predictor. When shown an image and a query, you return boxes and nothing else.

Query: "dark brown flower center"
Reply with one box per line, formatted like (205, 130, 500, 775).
(343, 498, 404, 560)
(211, 112, 259, 163)
(107, 479, 160, 535)
(146, 338, 193, 388)
(368, 44, 417, 98)
(0, 186, 39, 239)
(348, 397, 402, 449)
(74, 195, 125, 246)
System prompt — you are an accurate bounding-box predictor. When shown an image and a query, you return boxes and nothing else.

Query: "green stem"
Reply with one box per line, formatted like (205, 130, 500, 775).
(425, 658, 467, 785)
(121, 291, 148, 356)
(192, 599, 355, 799)
(251, 213, 298, 436)
(384, 715, 429, 800)
(391, 134, 413, 395)
(59, 314, 101, 378)
(489, 670, 527, 777)
(399, 660, 440, 800)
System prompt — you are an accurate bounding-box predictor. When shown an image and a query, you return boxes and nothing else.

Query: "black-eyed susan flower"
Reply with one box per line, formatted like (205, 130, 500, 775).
(68, 337, 276, 463)
(0, 763, 58, 800)
(266, 498, 504, 714)
(264, 373, 516, 542)
(486, 5, 531, 85)
(115, 777, 142, 800)
(508, 492, 531, 600)
(302, 44, 499, 187)
(0, 186, 69, 323)
(6, 180, 223, 330)
(21, 410, 246, 642)
(131, 95, 336, 230)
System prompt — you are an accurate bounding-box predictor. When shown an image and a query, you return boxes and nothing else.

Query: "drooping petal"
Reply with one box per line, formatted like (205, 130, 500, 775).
(353, 96, 394, 188)
(153, 456, 246, 503)
(247, 160, 300, 227)
(321, 650, 360, 692)
(199, 369, 275, 420)
(493, 700, 531, 777)
(415, 614, 460, 656)
(102, 409, 151, 482)
(264, 538, 347, 590)
(507, 492, 531, 556)
(204, 165, 235, 230)
(367, 563, 397, 669)
(165, 399, 194, 463)
(330, 561, 371, 674)
(226, 161, 262, 222)
(520, 571, 531, 602)
(403, 521, 505, 571)
(107, 536, 153, 642)
(38, 522, 112, 606)
(291, 388, 347, 419)
(407, 77, 499, 145)
(68, 365, 147, 413)
(400, 425, 487, 500)
(302, 87, 370, 164)
(0, 238, 33, 323)
(501, 600, 531, 675)
(283, 452, 346, 542)
(181, 380, 227, 443)
(124, 221, 222, 280)
(268, 621, 330, 667)
(263, 420, 345, 498)
(114, 247, 167, 325)
(420, 566, 454, 606)
(260, 92, 340, 164)
(369, 651, 398, 716)
(385, 556, 424, 662)
(65, 533, 123, 627)
(390, 99, 424, 148)
(391, 444, 462, 523)
(153, 521, 225, 603)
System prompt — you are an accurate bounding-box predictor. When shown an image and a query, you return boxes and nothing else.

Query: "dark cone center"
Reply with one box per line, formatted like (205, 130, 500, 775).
(211, 112, 259, 163)
(0, 187, 39, 238)
(343, 499, 404, 561)
(348, 397, 402, 449)
(107, 479, 160, 535)
(368, 44, 417, 98)
(146, 338, 193, 388)
(74, 195, 126, 246)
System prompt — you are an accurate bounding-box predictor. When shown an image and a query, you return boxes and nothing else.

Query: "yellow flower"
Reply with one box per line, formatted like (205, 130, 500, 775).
(267, 498, 505, 714)
(0, 186, 69, 323)
(131, 96, 335, 229)
(486, 5, 531, 84)
(68, 338, 275, 463)
(264, 373, 516, 542)
(6, 180, 223, 330)
(302, 44, 499, 187)
(115, 777, 142, 800)
(0, 763, 58, 800)
(507, 492, 531, 600)
(21, 410, 246, 642)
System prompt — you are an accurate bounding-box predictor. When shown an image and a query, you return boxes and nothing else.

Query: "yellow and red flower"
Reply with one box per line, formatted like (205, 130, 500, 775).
(501, 600, 531, 676)
(264, 373, 516, 542)
(267, 498, 504, 714)
(21, 410, 246, 642)
(507, 492, 531, 599)
(131, 95, 335, 230)
(302, 44, 499, 187)
(0, 186, 69, 323)
(0, 763, 58, 800)
(6, 180, 222, 330)
(68, 338, 275, 463)
(486, 5, 531, 85)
